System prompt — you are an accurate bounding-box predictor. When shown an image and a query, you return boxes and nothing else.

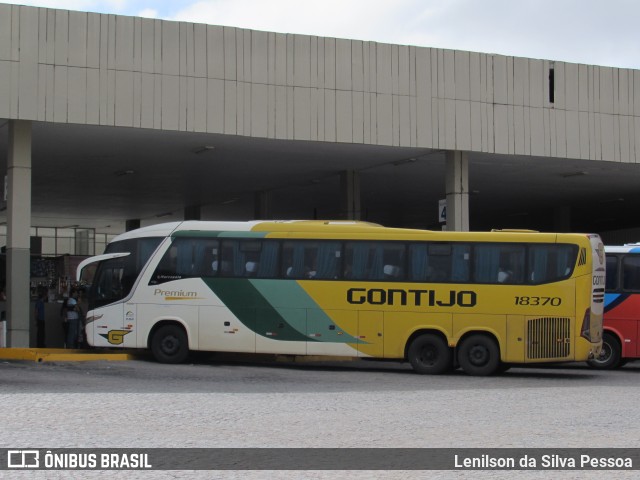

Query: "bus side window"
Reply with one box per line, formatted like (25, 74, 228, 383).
(605, 255, 618, 291)
(343, 242, 404, 281)
(256, 241, 279, 278)
(474, 244, 523, 284)
(282, 242, 308, 278)
(622, 255, 640, 291)
(282, 241, 340, 280)
(427, 253, 451, 282)
(528, 244, 576, 284)
(150, 237, 220, 284)
(149, 243, 178, 284)
(408, 244, 429, 281)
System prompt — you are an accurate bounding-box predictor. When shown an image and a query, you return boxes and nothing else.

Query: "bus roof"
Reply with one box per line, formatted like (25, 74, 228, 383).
(109, 220, 595, 244)
(605, 244, 640, 253)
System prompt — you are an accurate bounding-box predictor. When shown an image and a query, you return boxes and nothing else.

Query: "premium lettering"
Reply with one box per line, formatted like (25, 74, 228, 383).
(347, 287, 476, 307)
(153, 288, 198, 298)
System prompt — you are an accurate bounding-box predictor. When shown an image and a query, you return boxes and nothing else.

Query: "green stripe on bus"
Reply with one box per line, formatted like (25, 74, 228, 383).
(250, 280, 360, 344)
(203, 278, 360, 344)
(203, 278, 309, 342)
(172, 231, 268, 238)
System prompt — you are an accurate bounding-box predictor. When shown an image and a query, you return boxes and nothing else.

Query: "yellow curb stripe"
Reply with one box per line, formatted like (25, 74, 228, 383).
(0, 348, 137, 362)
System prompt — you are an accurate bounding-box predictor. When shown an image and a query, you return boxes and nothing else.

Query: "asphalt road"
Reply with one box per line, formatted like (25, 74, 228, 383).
(1, 355, 639, 480)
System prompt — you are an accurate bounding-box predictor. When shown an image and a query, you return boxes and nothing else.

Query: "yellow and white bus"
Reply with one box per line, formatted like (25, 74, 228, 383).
(77, 220, 604, 375)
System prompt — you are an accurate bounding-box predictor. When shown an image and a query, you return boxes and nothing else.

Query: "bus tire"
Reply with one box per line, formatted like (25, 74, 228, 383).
(407, 334, 452, 374)
(457, 334, 500, 376)
(151, 325, 189, 364)
(587, 332, 622, 369)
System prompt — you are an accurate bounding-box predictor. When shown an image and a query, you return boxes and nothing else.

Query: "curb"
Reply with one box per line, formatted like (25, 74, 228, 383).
(0, 348, 137, 362)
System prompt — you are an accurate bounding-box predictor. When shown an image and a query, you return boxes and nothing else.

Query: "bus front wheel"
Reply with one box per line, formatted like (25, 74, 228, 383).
(151, 325, 189, 364)
(457, 334, 500, 376)
(587, 332, 622, 369)
(407, 334, 452, 374)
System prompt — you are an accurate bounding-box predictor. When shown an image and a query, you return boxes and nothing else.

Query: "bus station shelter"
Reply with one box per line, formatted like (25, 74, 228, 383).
(1, 2, 640, 346)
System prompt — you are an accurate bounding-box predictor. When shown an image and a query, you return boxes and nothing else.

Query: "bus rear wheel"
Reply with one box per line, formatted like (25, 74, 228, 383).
(407, 334, 452, 374)
(457, 334, 500, 376)
(151, 325, 189, 364)
(587, 332, 622, 369)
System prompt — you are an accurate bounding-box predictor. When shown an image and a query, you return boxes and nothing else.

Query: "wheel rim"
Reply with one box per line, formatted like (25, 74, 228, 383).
(161, 335, 180, 355)
(595, 341, 612, 364)
(418, 344, 438, 367)
(468, 344, 489, 366)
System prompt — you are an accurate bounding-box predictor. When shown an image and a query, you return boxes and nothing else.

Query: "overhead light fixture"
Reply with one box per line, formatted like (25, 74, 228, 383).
(561, 171, 587, 178)
(114, 169, 136, 177)
(156, 212, 172, 218)
(221, 198, 239, 205)
(193, 146, 215, 154)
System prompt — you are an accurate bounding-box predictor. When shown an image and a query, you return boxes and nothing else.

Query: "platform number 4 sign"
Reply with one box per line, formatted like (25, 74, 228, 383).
(438, 199, 447, 223)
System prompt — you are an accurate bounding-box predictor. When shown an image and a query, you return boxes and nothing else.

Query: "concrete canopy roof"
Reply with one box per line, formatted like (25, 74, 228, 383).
(1, 119, 638, 237)
(1, 3, 639, 241)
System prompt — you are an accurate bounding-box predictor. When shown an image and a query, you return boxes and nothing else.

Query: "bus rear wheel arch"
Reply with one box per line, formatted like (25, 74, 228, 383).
(587, 332, 622, 369)
(150, 323, 190, 364)
(407, 333, 453, 374)
(457, 333, 500, 376)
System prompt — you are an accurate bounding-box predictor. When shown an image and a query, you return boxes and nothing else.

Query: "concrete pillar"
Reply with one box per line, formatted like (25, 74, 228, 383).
(125, 219, 141, 231)
(75, 229, 90, 255)
(254, 191, 272, 219)
(6, 120, 32, 347)
(340, 170, 361, 220)
(445, 151, 469, 232)
(184, 205, 201, 220)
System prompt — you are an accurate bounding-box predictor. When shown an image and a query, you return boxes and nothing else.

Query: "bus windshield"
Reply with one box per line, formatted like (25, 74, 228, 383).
(88, 237, 163, 309)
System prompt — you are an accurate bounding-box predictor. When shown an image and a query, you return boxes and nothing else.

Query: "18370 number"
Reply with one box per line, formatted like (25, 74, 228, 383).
(514, 296, 561, 306)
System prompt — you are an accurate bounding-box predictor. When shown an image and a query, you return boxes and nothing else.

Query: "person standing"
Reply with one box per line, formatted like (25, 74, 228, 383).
(35, 290, 46, 348)
(65, 289, 81, 349)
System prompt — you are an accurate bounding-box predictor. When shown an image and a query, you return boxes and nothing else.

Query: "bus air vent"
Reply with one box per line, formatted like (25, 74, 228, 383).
(577, 248, 587, 266)
(526, 317, 571, 359)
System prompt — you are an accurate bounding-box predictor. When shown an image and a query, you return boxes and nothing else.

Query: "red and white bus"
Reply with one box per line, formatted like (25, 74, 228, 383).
(588, 245, 640, 369)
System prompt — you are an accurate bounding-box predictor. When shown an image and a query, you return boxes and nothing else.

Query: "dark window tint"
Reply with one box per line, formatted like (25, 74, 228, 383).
(344, 242, 405, 281)
(527, 244, 577, 284)
(91, 237, 163, 308)
(219, 239, 280, 278)
(90, 257, 128, 309)
(150, 237, 219, 284)
(622, 255, 640, 291)
(474, 244, 525, 284)
(105, 237, 163, 272)
(408, 243, 470, 282)
(282, 241, 340, 279)
(605, 255, 618, 291)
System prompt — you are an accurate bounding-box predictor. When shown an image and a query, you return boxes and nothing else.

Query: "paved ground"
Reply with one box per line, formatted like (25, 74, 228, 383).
(1, 355, 639, 479)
